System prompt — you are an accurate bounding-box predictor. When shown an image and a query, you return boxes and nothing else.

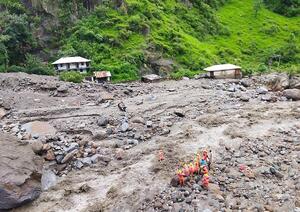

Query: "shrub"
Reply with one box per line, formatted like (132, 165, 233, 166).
(6, 65, 26, 73)
(25, 54, 55, 75)
(170, 68, 200, 80)
(257, 64, 269, 73)
(26, 66, 55, 76)
(59, 71, 84, 83)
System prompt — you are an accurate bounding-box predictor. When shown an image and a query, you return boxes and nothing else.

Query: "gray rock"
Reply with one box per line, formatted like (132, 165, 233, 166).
(127, 139, 139, 146)
(120, 121, 129, 132)
(283, 89, 300, 101)
(32, 134, 39, 139)
(270, 167, 284, 178)
(41, 169, 57, 191)
(289, 76, 300, 89)
(174, 109, 185, 117)
(192, 183, 201, 191)
(92, 130, 107, 140)
(64, 142, 79, 153)
(61, 150, 77, 164)
(146, 121, 153, 127)
(80, 157, 92, 166)
(185, 197, 192, 204)
(256, 87, 268, 94)
(141, 74, 162, 83)
(261, 94, 272, 102)
(56, 155, 64, 164)
(240, 95, 250, 102)
(241, 79, 251, 87)
(57, 85, 68, 93)
(227, 85, 237, 92)
(74, 160, 84, 169)
(266, 73, 289, 91)
(92, 154, 111, 163)
(97, 116, 110, 127)
(131, 116, 145, 124)
(31, 140, 43, 155)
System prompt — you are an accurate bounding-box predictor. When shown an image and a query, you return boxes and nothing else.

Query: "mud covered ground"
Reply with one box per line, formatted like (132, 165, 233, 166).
(0, 73, 299, 212)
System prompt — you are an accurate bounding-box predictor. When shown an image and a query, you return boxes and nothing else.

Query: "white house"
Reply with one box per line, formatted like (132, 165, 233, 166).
(204, 64, 242, 79)
(52, 56, 91, 73)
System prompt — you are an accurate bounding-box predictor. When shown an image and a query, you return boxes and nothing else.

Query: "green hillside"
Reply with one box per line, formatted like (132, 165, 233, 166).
(60, 0, 300, 81)
(0, 0, 299, 81)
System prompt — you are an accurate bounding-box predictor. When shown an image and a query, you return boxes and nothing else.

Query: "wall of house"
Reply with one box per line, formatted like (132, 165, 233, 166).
(55, 62, 90, 72)
(56, 64, 68, 71)
(213, 69, 242, 79)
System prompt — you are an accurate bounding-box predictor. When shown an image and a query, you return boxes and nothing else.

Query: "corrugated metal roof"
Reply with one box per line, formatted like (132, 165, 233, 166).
(52, 56, 91, 65)
(204, 64, 241, 72)
(94, 71, 112, 78)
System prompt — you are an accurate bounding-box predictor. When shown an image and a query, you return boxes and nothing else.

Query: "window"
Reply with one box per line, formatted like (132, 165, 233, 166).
(81, 63, 84, 66)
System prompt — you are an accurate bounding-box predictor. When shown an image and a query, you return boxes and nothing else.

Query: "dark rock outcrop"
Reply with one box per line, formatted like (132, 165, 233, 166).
(0, 133, 42, 210)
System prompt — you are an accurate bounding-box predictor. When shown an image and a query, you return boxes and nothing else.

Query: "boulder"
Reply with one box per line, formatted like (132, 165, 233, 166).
(0, 133, 42, 210)
(266, 73, 289, 91)
(41, 169, 57, 191)
(283, 89, 300, 101)
(256, 87, 268, 94)
(120, 121, 129, 132)
(57, 84, 68, 93)
(97, 116, 110, 127)
(240, 95, 250, 102)
(141, 74, 162, 83)
(61, 150, 78, 164)
(289, 76, 300, 89)
(92, 130, 108, 140)
(31, 140, 44, 155)
(131, 116, 145, 124)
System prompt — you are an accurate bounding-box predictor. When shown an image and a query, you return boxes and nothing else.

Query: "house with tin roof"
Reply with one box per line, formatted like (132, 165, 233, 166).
(204, 64, 242, 79)
(52, 56, 91, 73)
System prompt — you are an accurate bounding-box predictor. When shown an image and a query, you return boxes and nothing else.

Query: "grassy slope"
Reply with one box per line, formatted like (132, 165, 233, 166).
(61, 0, 300, 81)
(209, 0, 300, 70)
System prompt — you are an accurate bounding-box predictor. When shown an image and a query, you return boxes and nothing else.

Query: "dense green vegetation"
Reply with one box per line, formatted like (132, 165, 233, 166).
(0, 0, 299, 82)
(59, 71, 84, 83)
(264, 0, 300, 17)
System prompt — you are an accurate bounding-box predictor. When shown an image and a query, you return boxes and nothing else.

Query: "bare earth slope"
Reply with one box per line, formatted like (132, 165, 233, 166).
(0, 73, 299, 211)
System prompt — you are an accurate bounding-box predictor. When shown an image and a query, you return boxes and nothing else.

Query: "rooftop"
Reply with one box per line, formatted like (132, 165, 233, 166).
(94, 71, 112, 78)
(52, 56, 91, 65)
(204, 64, 241, 72)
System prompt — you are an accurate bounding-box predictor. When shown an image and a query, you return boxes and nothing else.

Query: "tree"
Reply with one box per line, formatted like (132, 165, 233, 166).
(263, 0, 300, 17)
(0, 35, 10, 69)
(2, 14, 35, 65)
(254, 0, 263, 17)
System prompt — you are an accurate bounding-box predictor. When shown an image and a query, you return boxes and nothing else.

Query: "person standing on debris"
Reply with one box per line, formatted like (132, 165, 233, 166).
(158, 150, 164, 162)
(176, 169, 185, 186)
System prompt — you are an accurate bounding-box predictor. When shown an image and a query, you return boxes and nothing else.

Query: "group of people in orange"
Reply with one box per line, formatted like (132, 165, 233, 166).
(176, 149, 211, 189)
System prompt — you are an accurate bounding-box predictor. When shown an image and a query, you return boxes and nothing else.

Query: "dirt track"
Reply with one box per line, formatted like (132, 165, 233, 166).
(0, 73, 299, 211)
